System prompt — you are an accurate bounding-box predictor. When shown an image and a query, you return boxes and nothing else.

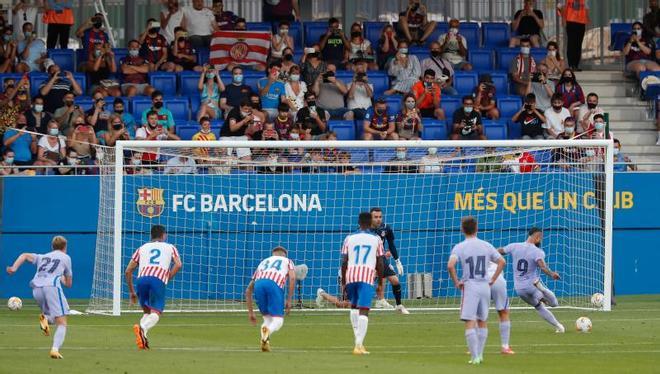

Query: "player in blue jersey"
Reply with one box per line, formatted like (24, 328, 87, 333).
(7, 236, 73, 359)
(341, 212, 385, 355)
(499, 228, 565, 333)
(448, 217, 506, 365)
(370, 207, 409, 314)
(246, 246, 296, 352)
(125, 225, 183, 350)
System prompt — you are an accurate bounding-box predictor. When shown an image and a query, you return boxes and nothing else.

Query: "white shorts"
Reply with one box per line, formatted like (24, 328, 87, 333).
(516, 286, 544, 307)
(33, 286, 69, 319)
(490, 276, 509, 311)
(220, 136, 252, 159)
(460, 282, 491, 322)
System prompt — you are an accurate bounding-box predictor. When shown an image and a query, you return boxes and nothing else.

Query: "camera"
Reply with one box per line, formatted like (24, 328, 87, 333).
(355, 72, 366, 82)
(424, 81, 433, 90)
(322, 71, 335, 83)
(531, 72, 542, 82)
(524, 104, 532, 110)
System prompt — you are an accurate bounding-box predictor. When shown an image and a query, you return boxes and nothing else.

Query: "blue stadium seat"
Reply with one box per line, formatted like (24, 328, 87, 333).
(497, 48, 519, 70)
(113, 48, 128, 70)
(424, 22, 448, 47)
(531, 48, 547, 64)
(459, 22, 481, 49)
(176, 124, 199, 140)
(422, 120, 448, 140)
(367, 72, 389, 96)
(247, 22, 273, 32)
(643, 84, 660, 100)
(132, 97, 153, 119)
(441, 97, 462, 119)
(0, 73, 23, 85)
(149, 72, 177, 93)
(482, 22, 510, 48)
(373, 148, 395, 162)
(484, 122, 507, 139)
(164, 97, 190, 121)
(329, 120, 356, 140)
(292, 50, 304, 64)
(74, 96, 94, 111)
(245, 72, 266, 92)
(497, 95, 522, 118)
(364, 22, 388, 47)
(179, 71, 202, 97)
(29, 73, 49, 97)
(484, 71, 509, 95)
(531, 149, 552, 165)
(303, 21, 329, 47)
(287, 22, 304, 50)
(610, 23, 632, 50)
(48, 49, 76, 72)
(349, 149, 369, 163)
(454, 71, 478, 95)
(190, 97, 201, 118)
(72, 73, 87, 93)
(334, 70, 354, 85)
(507, 119, 521, 139)
(385, 95, 402, 114)
(611, 32, 631, 51)
(639, 71, 660, 82)
(468, 49, 494, 71)
(408, 47, 428, 64)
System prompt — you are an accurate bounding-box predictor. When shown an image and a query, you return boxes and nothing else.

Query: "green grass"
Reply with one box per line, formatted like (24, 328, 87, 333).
(1, 295, 659, 374)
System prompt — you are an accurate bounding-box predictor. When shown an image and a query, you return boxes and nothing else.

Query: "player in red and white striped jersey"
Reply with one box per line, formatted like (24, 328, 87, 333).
(125, 225, 182, 350)
(341, 212, 385, 355)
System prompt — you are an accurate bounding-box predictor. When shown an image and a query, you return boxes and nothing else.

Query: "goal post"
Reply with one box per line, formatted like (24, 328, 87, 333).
(89, 139, 614, 315)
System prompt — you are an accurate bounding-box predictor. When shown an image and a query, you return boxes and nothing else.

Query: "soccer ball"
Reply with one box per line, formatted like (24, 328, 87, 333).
(7, 297, 22, 311)
(591, 293, 604, 308)
(575, 316, 592, 332)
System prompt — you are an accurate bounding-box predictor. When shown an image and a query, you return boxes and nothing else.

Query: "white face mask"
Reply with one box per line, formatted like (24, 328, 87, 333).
(521, 47, 530, 55)
(131, 158, 142, 165)
(428, 147, 437, 155)
(67, 157, 78, 164)
(289, 74, 300, 82)
(613, 148, 620, 156)
(449, 27, 458, 34)
(585, 149, 596, 157)
(34, 104, 44, 113)
(49, 128, 59, 136)
(548, 50, 557, 57)
(594, 122, 605, 131)
(289, 133, 300, 140)
(396, 151, 406, 160)
(634, 29, 643, 37)
(564, 126, 575, 135)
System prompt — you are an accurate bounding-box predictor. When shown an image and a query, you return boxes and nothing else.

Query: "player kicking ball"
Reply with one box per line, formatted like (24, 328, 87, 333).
(6, 236, 73, 359)
(341, 212, 385, 355)
(499, 228, 565, 333)
(370, 208, 409, 314)
(448, 217, 506, 365)
(125, 225, 183, 350)
(245, 246, 296, 352)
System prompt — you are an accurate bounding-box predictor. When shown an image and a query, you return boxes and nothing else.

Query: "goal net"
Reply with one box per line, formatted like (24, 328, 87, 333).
(88, 139, 613, 315)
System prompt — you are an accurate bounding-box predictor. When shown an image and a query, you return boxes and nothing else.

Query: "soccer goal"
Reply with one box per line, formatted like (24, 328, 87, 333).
(88, 139, 613, 315)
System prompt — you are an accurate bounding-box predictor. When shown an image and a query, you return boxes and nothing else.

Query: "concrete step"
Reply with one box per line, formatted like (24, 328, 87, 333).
(598, 97, 648, 106)
(623, 145, 660, 154)
(580, 83, 628, 97)
(611, 131, 658, 146)
(602, 107, 653, 121)
(576, 71, 625, 82)
(628, 154, 660, 171)
(610, 121, 656, 131)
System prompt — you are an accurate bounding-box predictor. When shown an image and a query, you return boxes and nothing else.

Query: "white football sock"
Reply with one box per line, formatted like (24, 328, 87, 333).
(140, 313, 149, 327)
(52, 325, 66, 351)
(500, 321, 511, 348)
(355, 315, 368, 346)
(262, 315, 273, 330)
(477, 327, 488, 356)
(268, 317, 284, 334)
(140, 313, 160, 336)
(349, 309, 359, 337)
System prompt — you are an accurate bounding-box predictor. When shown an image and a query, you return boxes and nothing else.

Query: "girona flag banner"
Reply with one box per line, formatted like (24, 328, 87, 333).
(209, 31, 271, 70)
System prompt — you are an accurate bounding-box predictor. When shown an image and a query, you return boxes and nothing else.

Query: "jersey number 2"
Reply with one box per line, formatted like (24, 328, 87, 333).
(465, 256, 486, 279)
(149, 249, 161, 265)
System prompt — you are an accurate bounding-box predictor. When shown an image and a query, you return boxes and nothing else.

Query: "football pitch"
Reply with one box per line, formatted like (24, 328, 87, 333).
(1, 295, 658, 374)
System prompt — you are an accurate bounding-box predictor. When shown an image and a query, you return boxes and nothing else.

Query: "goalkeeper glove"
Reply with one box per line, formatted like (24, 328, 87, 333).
(395, 259, 404, 275)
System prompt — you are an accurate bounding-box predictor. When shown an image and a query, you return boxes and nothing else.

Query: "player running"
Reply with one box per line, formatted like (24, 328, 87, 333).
(488, 261, 514, 354)
(125, 225, 183, 350)
(499, 227, 565, 333)
(245, 246, 296, 352)
(6, 236, 73, 359)
(448, 217, 505, 365)
(370, 208, 409, 314)
(341, 212, 385, 355)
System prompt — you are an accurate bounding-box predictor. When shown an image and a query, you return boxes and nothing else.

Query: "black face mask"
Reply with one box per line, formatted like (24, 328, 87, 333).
(307, 100, 316, 107)
(284, 54, 293, 61)
(17, 123, 27, 129)
(154, 102, 163, 109)
(411, 3, 420, 11)
(251, 102, 261, 110)
(65, 100, 74, 106)
(587, 103, 597, 109)
(308, 52, 320, 59)
(94, 21, 103, 29)
(115, 108, 124, 114)
(177, 37, 185, 43)
(351, 31, 361, 38)
(552, 105, 563, 110)
(6, 84, 14, 90)
(113, 124, 123, 130)
(149, 28, 159, 35)
(431, 51, 441, 58)
(375, 107, 385, 115)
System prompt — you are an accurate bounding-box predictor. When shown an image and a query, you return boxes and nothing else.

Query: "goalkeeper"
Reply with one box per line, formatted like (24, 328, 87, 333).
(370, 207, 409, 314)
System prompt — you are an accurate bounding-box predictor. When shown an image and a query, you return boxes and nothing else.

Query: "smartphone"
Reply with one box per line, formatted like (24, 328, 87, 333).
(79, 125, 89, 132)
(157, 124, 163, 130)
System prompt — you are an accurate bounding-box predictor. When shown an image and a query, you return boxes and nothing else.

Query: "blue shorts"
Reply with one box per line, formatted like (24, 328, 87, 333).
(136, 276, 166, 313)
(345, 282, 375, 310)
(254, 279, 285, 317)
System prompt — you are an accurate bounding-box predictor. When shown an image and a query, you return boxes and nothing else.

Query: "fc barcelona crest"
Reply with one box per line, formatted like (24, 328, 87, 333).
(136, 188, 165, 218)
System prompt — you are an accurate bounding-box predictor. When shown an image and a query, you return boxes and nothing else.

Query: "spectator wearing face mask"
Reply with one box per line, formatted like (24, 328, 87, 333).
(551, 117, 581, 166)
(103, 114, 131, 147)
(15, 22, 48, 74)
(25, 96, 52, 134)
(588, 114, 610, 140)
(141, 91, 176, 133)
(346, 23, 376, 71)
(85, 42, 117, 85)
(12, 1, 40, 39)
(57, 149, 89, 175)
(577, 92, 604, 134)
(543, 93, 571, 139)
(385, 40, 421, 95)
(363, 97, 397, 140)
(512, 93, 546, 140)
(284, 65, 307, 115)
(613, 139, 637, 171)
(510, 38, 537, 96)
(53, 91, 85, 135)
(112, 98, 136, 137)
(280, 47, 296, 72)
(320, 18, 349, 69)
(623, 22, 660, 78)
(272, 22, 295, 61)
(541, 41, 566, 82)
(139, 19, 171, 72)
(87, 91, 111, 132)
(437, 19, 472, 71)
(220, 66, 253, 116)
(418, 147, 444, 173)
(0, 149, 21, 175)
(555, 68, 584, 111)
(121, 40, 151, 96)
(451, 95, 485, 140)
(314, 63, 352, 120)
(396, 93, 423, 140)
(35, 120, 66, 174)
(220, 100, 256, 160)
(421, 41, 458, 96)
(169, 27, 201, 72)
(384, 147, 417, 173)
(3, 114, 37, 166)
(75, 13, 109, 65)
(0, 25, 18, 73)
(197, 64, 225, 121)
(40, 61, 83, 114)
(473, 74, 500, 120)
(301, 45, 327, 87)
(378, 24, 398, 70)
(295, 91, 328, 139)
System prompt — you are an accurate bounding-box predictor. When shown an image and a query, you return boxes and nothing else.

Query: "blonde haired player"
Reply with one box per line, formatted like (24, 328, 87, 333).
(125, 225, 182, 349)
(6, 236, 73, 359)
(245, 246, 296, 352)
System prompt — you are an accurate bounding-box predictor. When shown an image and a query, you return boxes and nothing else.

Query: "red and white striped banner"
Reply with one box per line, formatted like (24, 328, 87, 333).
(209, 31, 271, 70)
